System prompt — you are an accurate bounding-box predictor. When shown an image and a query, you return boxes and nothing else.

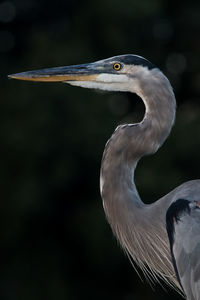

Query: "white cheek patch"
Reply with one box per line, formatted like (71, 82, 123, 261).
(66, 80, 131, 92)
(66, 81, 129, 92)
(97, 73, 128, 83)
(65, 74, 131, 91)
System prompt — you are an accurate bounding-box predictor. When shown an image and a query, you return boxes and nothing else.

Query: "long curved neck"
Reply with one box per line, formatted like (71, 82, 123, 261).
(100, 68, 176, 208)
(100, 68, 177, 286)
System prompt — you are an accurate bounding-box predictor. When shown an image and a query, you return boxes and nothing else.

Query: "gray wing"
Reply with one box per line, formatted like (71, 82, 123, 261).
(166, 199, 200, 300)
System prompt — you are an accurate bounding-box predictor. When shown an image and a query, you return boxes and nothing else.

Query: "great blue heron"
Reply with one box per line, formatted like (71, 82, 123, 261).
(9, 54, 200, 298)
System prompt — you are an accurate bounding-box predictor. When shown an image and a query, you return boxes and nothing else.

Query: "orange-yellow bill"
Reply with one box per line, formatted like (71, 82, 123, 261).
(8, 63, 100, 82)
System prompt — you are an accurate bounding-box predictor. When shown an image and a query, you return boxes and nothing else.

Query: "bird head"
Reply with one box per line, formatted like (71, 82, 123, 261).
(8, 54, 156, 93)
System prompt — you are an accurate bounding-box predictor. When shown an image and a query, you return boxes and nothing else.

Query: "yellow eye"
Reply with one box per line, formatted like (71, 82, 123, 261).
(113, 63, 122, 71)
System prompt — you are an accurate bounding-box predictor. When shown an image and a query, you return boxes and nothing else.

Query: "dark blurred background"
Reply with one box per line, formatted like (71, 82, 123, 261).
(1, 0, 200, 299)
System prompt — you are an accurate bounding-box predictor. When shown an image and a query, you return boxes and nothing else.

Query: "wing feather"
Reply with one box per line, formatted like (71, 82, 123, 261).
(166, 199, 200, 300)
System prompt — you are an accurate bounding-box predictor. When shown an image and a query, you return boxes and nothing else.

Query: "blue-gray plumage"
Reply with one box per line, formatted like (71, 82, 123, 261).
(9, 54, 200, 297)
(166, 199, 200, 299)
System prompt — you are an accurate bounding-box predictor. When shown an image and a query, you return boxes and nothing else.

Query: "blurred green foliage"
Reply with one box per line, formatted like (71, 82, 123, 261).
(1, 0, 200, 299)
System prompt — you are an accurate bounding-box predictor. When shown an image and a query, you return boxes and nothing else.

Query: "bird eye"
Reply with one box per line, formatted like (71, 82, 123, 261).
(113, 63, 122, 71)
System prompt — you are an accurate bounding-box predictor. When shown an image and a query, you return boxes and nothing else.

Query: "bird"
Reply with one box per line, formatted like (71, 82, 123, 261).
(166, 199, 200, 299)
(9, 54, 200, 296)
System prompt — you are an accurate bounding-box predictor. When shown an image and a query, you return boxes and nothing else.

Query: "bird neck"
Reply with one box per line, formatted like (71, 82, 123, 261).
(100, 68, 178, 287)
(100, 68, 176, 223)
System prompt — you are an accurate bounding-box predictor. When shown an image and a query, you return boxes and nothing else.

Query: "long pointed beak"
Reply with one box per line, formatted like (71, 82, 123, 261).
(8, 63, 100, 82)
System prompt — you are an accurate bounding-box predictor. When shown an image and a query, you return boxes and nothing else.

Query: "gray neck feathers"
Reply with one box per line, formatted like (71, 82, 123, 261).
(100, 68, 179, 288)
